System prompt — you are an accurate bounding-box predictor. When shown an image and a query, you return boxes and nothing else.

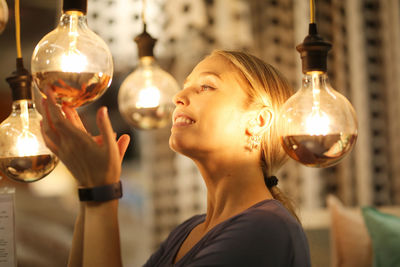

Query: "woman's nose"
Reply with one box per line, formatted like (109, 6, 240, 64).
(173, 88, 190, 106)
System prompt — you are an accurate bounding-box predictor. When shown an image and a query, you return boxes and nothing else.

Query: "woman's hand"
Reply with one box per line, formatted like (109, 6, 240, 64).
(40, 91, 130, 187)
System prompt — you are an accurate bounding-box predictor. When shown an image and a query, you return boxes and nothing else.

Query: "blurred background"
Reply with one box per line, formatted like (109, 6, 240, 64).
(0, 0, 399, 266)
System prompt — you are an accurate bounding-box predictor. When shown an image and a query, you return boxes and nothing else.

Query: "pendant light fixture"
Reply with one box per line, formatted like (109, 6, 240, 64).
(0, 0, 8, 34)
(118, 0, 180, 130)
(0, 0, 58, 183)
(279, 0, 358, 168)
(31, 0, 113, 107)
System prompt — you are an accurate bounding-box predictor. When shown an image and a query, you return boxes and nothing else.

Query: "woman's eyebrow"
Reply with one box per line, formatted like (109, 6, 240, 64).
(200, 71, 221, 80)
(184, 72, 221, 86)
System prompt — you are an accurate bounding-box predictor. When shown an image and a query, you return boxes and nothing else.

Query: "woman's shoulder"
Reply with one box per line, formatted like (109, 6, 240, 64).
(233, 199, 302, 231)
(237, 199, 308, 247)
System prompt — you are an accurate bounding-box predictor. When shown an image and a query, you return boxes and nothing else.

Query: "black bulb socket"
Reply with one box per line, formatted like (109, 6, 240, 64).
(135, 24, 157, 58)
(63, 0, 87, 14)
(6, 58, 33, 101)
(296, 23, 332, 74)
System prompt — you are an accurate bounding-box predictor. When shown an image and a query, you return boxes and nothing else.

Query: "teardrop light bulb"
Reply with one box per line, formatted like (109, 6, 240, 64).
(31, 0, 113, 107)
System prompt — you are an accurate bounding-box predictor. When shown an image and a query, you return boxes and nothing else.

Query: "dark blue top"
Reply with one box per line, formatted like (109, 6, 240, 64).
(143, 199, 311, 267)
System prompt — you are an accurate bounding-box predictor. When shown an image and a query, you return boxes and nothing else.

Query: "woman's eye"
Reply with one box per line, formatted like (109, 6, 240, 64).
(200, 85, 214, 91)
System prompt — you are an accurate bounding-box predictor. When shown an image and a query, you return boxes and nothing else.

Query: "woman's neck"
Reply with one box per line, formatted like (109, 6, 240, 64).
(192, 153, 273, 231)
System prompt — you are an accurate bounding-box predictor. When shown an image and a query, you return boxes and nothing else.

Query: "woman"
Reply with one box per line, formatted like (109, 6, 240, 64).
(41, 50, 311, 267)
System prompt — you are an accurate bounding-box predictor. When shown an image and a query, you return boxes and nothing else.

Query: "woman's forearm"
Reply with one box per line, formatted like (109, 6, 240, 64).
(68, 202, 85, 267)
(83, 200, 122, 267)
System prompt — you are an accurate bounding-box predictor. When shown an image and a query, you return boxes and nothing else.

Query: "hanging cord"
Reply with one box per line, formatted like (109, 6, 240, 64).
(15, 0, 22, 58)
(310, 0, 316, 24)
(141, 0, 147, 28)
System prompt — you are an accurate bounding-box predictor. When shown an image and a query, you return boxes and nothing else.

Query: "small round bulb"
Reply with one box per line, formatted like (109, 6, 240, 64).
(280, 72, 358, 167)
(31, 10, 113, 107)
(0, 100, 58, 182)
(118, 57, 180, 130)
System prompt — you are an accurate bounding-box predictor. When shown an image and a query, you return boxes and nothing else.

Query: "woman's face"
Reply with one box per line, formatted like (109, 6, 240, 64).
(169, 54, 254, 159)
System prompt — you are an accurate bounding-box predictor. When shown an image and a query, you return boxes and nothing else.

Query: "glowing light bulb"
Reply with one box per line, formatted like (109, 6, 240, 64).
(0, 0, 8, 34)
(0, 100, 59, 183)
(119, 57, 180, 129)
(280, 71, 358, 168)
(31, 3, 113, 108)
(279, 23, 358, 168)
(0, 59, 58, 183)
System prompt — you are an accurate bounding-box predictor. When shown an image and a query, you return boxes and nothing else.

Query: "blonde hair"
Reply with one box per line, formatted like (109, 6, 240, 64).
(212, 50, 299, 222)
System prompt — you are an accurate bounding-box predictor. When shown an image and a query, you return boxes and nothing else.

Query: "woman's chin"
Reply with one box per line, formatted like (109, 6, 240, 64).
(169, 136, 196, 157)
(169, 136, 186, 153)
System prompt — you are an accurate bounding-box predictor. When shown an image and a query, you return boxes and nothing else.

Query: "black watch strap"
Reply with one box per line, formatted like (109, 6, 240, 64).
(78, 181, 123, 202)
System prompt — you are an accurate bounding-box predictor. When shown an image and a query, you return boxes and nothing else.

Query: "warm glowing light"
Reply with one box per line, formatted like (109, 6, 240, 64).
(61, 51, 88, 72)
(305, 109, 330, 135)
(304, 72, 331, 135)
(118, 57, 180, 129)
(16, 100, 40, 156)
(136, 86, 161, 108)
(16, 131, 39, 156)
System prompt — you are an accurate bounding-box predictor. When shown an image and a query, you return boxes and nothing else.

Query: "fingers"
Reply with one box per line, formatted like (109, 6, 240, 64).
(34, 88, 45, 116)
(93, 136, 104, 145)
(41, 100, 61, 145)
(93, 132, 117, 146)
(43, 90, 69, 133)
(117, 134, 131, 163)
(62, 105, 87, 132)
(96, 107, 115, 148)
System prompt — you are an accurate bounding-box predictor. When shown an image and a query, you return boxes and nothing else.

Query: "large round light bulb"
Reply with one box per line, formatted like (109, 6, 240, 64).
(118, 56, 180, 130)
(31, 8, 113, 107)
(0, 0, 8, 34)
(280, 71, 358, 167)
(0, 100, 58, 182)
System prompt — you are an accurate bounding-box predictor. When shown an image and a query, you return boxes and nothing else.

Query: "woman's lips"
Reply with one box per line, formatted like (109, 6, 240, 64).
(173, 113, 196, 126)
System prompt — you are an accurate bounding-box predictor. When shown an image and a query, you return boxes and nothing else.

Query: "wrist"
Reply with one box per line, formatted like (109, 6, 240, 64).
(78, 181, 123, 202)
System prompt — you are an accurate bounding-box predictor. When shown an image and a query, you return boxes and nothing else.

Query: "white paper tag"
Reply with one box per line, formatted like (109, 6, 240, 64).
(0, 188, 16, 267)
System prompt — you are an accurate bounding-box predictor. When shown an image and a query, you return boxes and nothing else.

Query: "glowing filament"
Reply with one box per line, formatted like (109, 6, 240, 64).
(13, 100, 39, 156)
(303, 72, 331, 135)
(136, 86, 161, 108)
(16, 131, 39, 157)
(305, 110, 330, 136)
(61, 51, 87, 72)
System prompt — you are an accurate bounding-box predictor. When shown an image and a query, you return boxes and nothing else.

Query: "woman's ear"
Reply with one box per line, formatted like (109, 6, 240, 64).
(246, 107, 273, 136)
